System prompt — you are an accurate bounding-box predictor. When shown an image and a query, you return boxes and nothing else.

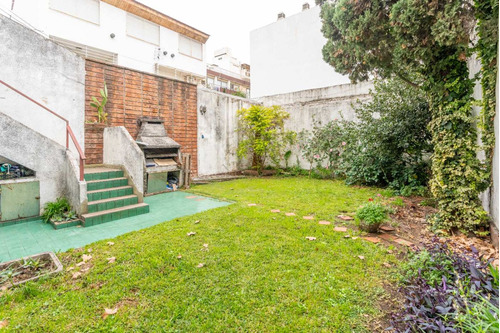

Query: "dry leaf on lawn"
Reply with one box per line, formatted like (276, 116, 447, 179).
(82, 254, 92, 262)
(72, 272, 82, 279)
(0, 320, 8, 329)
(194, 220, 200, 224)
(76, 262, 85, 267)
(66, 266, 75, 271)
(358, 256, 365, 260)
(197, 263, 205, 268)
(87, 248, 93, 253)
(107, 242, 115, 246)
(101, 307, 118, 319)
(107, 257, 116, 264)
(383, 262, 392, 268)
(306, 237, 316, 241)
(177, 255, 182, 259)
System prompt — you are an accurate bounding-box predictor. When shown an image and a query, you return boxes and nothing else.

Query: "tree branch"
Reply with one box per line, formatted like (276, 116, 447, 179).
(396, 72, 422, 89)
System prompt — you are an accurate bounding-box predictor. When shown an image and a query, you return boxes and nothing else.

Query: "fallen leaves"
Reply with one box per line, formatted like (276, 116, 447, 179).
(383, 262, 392, 268)
(202, 244, 209, 252)
(101, 307, 118, 319)
(82, 254, 92, 262)
(197, 263, 205, 268)
(248, 203, 257, 207)
(334, 227, 348, 232)
(72, 272, 82, 279)
(305, 237, 317, 241)
(194, 220, 200, 224)
(358, 256, 365, 260)
(177, 255, 182, 259)
(107, 257, 116, 264)
(0, 320, 8, 329)
(187, 232, 196, 237)
(107, 242, 115, 246)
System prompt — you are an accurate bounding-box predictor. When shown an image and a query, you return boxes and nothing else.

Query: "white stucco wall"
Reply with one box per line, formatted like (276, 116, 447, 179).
(0, 0, 206, 78)
(250, 5, 351, 98)
(197, 87, 255, 176)
(0, 13, 85, 155)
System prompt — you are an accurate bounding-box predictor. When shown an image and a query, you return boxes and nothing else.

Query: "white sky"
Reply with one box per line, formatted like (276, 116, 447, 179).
(137, 0, 314, 64)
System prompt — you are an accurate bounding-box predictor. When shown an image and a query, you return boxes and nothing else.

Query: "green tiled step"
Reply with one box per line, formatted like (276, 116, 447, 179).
(87, 177, 129, 191)
(87, 186, 134, 202)
(88, 195, 139, 213)
(82, 203, 150, 227)
(50, 219, 82, 230)
(84, 169, 124, 181)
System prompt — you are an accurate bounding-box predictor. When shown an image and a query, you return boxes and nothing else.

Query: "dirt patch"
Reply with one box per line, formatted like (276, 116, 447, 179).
(0, 254, 57, 287)
(388, 196, 498, 264)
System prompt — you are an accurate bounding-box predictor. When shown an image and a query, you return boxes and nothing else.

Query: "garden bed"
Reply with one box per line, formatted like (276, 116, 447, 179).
(0, 252, 63, 287)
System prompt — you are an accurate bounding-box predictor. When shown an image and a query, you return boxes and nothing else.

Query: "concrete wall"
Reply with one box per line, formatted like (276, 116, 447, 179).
(0, 14, 85, 154)
(103, 126, 145, 197)
(197, 87, 255, 176)
(0, 113, 86, 214)
(250, 5, 351, 98)
(196, 83, 372, 175)
(259, 82, 373, 168)
(0, 0, 206, 78)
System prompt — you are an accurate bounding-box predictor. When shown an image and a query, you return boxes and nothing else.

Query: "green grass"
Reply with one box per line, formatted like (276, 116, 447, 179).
(0, 178, 396, 332)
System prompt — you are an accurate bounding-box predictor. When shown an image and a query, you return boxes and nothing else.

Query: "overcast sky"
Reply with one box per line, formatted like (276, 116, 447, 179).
(137, 0, 316, 64)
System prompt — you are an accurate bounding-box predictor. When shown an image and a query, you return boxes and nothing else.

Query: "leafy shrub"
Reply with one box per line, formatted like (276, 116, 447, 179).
(299, 78, 432, 194)
(391, 240, 499, 332)
(41, 197, 72, 223)
(355, 202, 388, 225)
(458, 297, 500, 333)
(237, 105, 296, 173)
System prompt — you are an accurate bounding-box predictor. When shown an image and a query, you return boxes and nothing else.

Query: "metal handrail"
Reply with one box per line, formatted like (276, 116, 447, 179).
(0, 79, 86, 181)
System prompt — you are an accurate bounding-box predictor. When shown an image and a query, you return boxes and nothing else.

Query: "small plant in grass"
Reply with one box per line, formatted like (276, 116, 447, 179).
(41, 197, 76, 223)
(355, 201, 388, 233)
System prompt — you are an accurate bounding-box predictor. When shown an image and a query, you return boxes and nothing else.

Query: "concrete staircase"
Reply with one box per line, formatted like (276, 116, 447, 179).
(82, 167, 149, 227)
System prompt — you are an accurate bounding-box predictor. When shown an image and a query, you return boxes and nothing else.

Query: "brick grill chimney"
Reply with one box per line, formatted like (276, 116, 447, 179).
(302, 3, 310, 10)
(277, 12, 286, 20)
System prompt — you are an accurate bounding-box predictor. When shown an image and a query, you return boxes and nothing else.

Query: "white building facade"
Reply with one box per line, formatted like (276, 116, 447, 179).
(250, 3, 350, 98)
(0, 0, 209, 83)
(206, 48, 251, 98)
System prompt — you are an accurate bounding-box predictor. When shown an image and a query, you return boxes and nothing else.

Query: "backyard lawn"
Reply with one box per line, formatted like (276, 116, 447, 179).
(0, 178, 398, 332)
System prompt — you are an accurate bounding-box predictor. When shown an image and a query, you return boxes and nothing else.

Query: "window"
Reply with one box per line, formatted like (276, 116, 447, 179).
(179, 35, 203, 60)
(49, 0, 100, 24)
(220, 81, 228, 89)
(127, 13, 160, 45)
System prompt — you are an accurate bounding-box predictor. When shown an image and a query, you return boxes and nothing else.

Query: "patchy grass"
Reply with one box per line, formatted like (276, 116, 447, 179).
(0, 178, 397, 332)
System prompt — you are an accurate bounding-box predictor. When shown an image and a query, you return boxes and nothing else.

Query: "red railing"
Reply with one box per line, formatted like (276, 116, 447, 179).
(0, 79, 86, 181)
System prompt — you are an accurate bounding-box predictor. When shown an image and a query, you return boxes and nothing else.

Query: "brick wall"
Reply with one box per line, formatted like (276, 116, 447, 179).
(85, 60, 198, 175)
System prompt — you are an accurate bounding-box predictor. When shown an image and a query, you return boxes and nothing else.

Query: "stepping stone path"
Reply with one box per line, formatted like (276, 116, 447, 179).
(337, 215, 354, 221)
(379, 225, 396, 232)
(362, 236, 381, 244)
(285, 213, 296, 216)
(248, 203, 257, 207)
(379, 233, 398, 241)
(303, 216, 314, 220)
(270, 209, 280, 213)
(334, 226, 348, 232)
(394, 238, 414, 247)
(318, 221, 331, 225)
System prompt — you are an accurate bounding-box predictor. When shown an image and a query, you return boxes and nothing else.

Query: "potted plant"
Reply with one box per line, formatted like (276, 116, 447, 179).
(355, 201, 388, 233)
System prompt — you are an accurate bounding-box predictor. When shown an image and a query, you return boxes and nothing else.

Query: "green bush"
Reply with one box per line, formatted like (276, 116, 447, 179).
(41, 197, 72, 223)
(458, 297, 500, 333)
(399, 249, 454, 287)
(355, 202, 388, 225)
(299, 78, 432, 194)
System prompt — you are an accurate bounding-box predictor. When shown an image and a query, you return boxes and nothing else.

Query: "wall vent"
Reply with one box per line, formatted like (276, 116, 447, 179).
(277, 12, 286, 20)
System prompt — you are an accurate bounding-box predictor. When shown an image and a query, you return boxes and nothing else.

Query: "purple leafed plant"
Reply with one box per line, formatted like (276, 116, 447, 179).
(390, 239, 499, 332)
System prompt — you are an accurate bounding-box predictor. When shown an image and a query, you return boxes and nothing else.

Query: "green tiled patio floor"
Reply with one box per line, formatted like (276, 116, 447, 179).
(0, 192, 230, 262)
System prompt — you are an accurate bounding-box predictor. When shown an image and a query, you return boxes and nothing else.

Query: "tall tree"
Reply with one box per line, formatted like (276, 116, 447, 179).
(320, 0, 492, 232)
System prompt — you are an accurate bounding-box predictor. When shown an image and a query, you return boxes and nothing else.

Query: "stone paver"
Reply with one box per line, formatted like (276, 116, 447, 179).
(318, 221, 331, 225)
(394, 238, 414, 247)
(270, 209, 280, 213)
(380, 225, 396, 232)
(303, 216, 314, 220)
(379, 233, 398, 241)
(334, 226, 348, 232)
(0, 192, 230, 262)
(285, 213, 296, 216)
(362, 236, 381, 244)
(337, 215, 354, 221)
(248, 203, 257, 207)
